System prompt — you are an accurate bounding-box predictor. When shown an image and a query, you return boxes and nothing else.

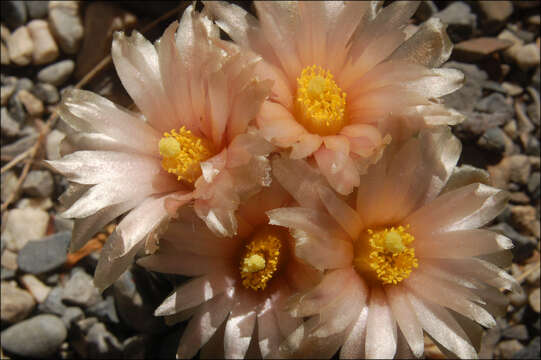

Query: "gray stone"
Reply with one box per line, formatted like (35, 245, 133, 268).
(26, 1, 49, 19)
(1, 84, 15, 106)
(526, 136, 540, 156)
(18, 231, 70, 274)
(86, 322, 124, 359)
(38, 286, 68, 316)
(514, 337, 540, 359)
(1, 107, 20, 137)
(48, 1, 84, 54)
(37, 59, 75, 86)
(455, 111, 508, 138)
(123, 335, 146, 359)
(7, 90, 27, 123)
(54, 215, 74, 233)
(1, 281, 36, 323)
(15, 78, 33, 92)
(61, 306, 84, 330)
(22, 170, 54, 197)
(87, 295, 119, 324)
(0, 314, 67, 359)
(502, 324, 529, 341)
(1, 207, 50, 252)
(527, 172, 540, 196)
(31, 83, 60, 104)
(475, 93, 513, 116)
(477, 127, 513, 154)
(499, 339, 524, 359)
(62, 268, 102, 308)
(1, 1, 27, 29)
(434, 2, 476, 41)
(443, 62, 487, 112)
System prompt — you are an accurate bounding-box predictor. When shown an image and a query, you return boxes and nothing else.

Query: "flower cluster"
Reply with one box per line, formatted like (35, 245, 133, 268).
(50, 2, 518, 359)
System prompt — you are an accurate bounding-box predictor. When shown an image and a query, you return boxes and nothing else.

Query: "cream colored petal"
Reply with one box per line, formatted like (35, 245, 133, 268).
(177, 290, 236, 359)
(112, 31, 176, 133)
(61, 132, 135, 154)
(290, 133, 322, 160)
(292, 228, 353, 271)
(226, 131, 275, 168)
(256, 101, 305, 147)
(385, 286, 424, 358)
(415, 229, 513, 259)
(365, 286, 397, 359)
(406, 293, 477, 359)
(257, 297, 283, 359)
(339, 305, 369, 359)
(59, 89, 161, 155)
(155, 272, 236, 316)
(389, 17, 453, 68)
(440, 165, 490, 194)
(404, 68, 464, 99)
(405, 183, 509, 236)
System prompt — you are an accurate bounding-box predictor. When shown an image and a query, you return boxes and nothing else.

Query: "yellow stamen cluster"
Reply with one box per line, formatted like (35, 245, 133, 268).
(158, 127, 214, 184)
(296, 65, 347, 136)
(240, 226, 284, 291)
(354, 225, 418, 285)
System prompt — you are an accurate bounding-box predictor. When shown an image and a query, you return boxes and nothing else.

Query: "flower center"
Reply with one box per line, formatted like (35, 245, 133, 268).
(158, 127, 214, 184)
(354, 225, 418, 285)
(240, 225, 287, 291)
(296, 65, 347, 136)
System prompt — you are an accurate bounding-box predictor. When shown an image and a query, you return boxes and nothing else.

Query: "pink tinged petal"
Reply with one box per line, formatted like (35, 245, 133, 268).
(109, 192, 187, 259)
(257, 298, 283, 359)
(385, 286, 424, 358)
(340, 305, 369, 359)
(365, 286, 397, 359)
(154, 272, 236, 316)
(256, 101, 305, 147)
(288, 268, 356, 318)
(177, 290, 236, 359)
(226, 132, 275, 168)
(323, 135, 350, 169)
(254, 61, 293, 109)
(58, 90, 161, 155)
(207, 68, 230, 147)
(254, 2, 302, 83)
(271, 156, 326, 211)
(296, 2, 329, 68)
(61, 132, 137, 154)
(224, 291, 259, 359)
(290, 133, 322, 159)
(227, 78, 273, 143)
(93, 231, 142, 293)
(137, 250, 228, 276)
(314, 146, 360, 196)
(340, 124, 382, 158)
(156, 21, 196, 132)
(406, 293, 477, 359)
(199, 320, 227, 359)
(111, 31, 176, 133)
(405, 183, 509, 237)
(47, 151, 163, 185)
(271, 286, 302, 339)
(388, 17, 453, 68)
(415, 229, 513, 259)
(405, 271, 496, 328)
(69, 198, 141, 252)
(317, 185, 362, 239)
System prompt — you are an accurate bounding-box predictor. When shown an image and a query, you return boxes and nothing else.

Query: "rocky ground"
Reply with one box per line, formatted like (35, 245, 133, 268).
(0, 1, 539, 359)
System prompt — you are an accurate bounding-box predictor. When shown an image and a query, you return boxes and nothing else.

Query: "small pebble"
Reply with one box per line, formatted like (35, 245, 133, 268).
(529, 288, 540, 313)
(17, 89, 44, 117)
(31, 83, 60, 104)
(515, 44, 541, 71)
(477, 127, 513, 154)
(48, 1, 84, 54)
(37, 59, 75, 86)
(61, 307, 84, 330)
(1, 208, 50, 252)
(27, 19, 59, 65)
(7, 26, 34, 66)
(501, 82, 523, 96)
(15, 77, 33, 92)
(0, 314, 67, 358)
(62, 268, 102, 308)
(0, 170, 18, 203)
(1, 249, 18, 270)
(502, 324, 529, 341)
(26, 0, 49, 19)
(0, 107, 20, 137)
(46, 129, 66, 161)
(39, 286, 67, 316)
(510, 205, 541, 238)
(17, 231, 71, 274)
(1, 1, 27, 29)
(1, 85, 15, 106)
(1, 281, 36, 323)
(22, 170, 54, 197)
(16, 197, 54, 211)
(499, 339, 524, 359)
(20, 274, 52, 303)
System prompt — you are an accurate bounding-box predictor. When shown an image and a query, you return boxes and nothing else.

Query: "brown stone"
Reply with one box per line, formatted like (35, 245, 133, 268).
(511, 205, 540, 238)
(487, 154, 531, 189)
(27, 19, 59, 65)
(75, 2, 137, 80)
(454, 37, 513, 61)
(7, 26, 34, 66)
(17, 89, 44, 117)
(479, 1, 513, 23)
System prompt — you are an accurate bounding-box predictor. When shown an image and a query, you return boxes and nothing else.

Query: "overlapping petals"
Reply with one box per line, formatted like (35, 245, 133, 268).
(206, 1, 464, 195)
(268, 127, 516, 359)
(48, 5, 274, 291)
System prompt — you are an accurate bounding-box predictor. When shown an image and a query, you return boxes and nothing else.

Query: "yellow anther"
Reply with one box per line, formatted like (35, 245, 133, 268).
(296, 65, 347, 136)
(354, 225, 418, 285)
(240, 226, 286, 291)
(158, 126, 214, 184)
(242, 254, 266, 273)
